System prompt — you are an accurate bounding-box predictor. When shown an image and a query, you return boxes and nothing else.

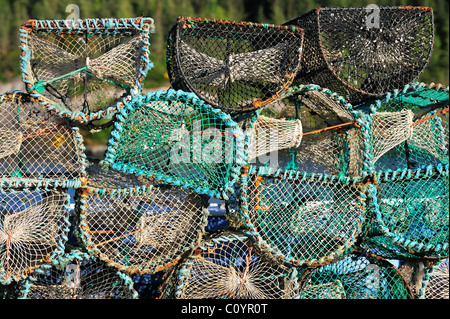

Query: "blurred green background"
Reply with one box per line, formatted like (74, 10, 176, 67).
(0, 0, 448, 146)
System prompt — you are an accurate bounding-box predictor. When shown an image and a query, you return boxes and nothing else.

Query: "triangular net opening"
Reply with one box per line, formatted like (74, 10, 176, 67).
(167, 17, 304, 114)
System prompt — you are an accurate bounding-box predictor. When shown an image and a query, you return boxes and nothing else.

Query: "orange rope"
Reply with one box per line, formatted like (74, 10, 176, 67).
(297, 121, 359, 137)
(410, 107, 449, 128)
(241, 247, 252, 283)
(91, 229, 144, 248)
(18, 124, 68, 140)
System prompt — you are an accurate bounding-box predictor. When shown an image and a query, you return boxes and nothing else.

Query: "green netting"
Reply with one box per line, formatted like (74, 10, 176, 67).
(0, 92, 87, 187)
(363, 165, 449, 259)
(167, 231, 301, 299)
(101, 89, 247, 200)
(76, 162, 210, 275)
(166, 17, 304, 114)
(19, 17, 154, 125)
(19, 250, 138, 299)
(299, 253, 413, 299)
(238, 165, 371, 267)
(0, 185, 71, 284)
(283, 7, 434, 104)
(360, 82, 449, 172)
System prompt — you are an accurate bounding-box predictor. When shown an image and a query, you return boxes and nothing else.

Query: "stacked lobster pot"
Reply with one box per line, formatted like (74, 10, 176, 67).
(1, 6, 448, 300)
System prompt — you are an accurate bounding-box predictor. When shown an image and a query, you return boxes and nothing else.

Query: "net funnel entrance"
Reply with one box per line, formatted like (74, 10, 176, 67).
(283, 6, 434, 104)
(363, 166, 449, 259)
(170, 231, 300, 299)
(299, 253, 413, 299)
(102, 89, 247, 200)
(76, 164, 210, 275)
(19, 18, 154, 125)
(261, 85, 368, 177)
(19, 250, 138, 299)
(167, 17, 304, 114)
(0, 93, 87, 185)
(239, 166, 370, 268)
(0, 186, 71, 284)
(362, 83, 449, 172)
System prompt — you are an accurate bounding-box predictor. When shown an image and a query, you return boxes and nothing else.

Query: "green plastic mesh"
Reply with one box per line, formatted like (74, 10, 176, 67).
(19, 18, 154, 124)
(363, 165, 449, 259)
(76, 162, 210, 275)
(363, 83, 449, 172)
(167, 17, 304, 114)
(0, 92, 87, 185)
(102, 89, 246, 200)
(19, 250, 138, 299)
(239, 165, 370, 267)
(299, 254, 413, 299)
(0, 186, 71, 284)
(283, 6, 434, 104)
(169, 231, 300, 299)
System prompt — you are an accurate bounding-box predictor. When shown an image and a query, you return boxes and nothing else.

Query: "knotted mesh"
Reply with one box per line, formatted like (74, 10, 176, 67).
(170, 231, 300, 299)
(364, 166, 449, 259)
(247, 115, 302, 161)
(76, 162, 210, 275)
(283, 6, 434, 104)
(239, 166, 369, 267)
(20, 251, 138, 299)
(102, 89, 246, 200)
(364, 83, 449, 172)
(424, 259, 449, 299)
(261, 85, 366, 177)
(299, 254, 413, 299)
(0, 92, 87, 184)
(167, 17, 304, 114)
(19, 18, 154, 124)
(0, 187, 70, 284)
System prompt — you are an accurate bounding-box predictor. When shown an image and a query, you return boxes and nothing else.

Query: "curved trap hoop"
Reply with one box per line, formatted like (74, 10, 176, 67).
(19, 250, 138, 299)
(238, 165, 371, 268)
(76, 164, 210, 275)
(169, 231, 300, 299)
(167, 17, 304, 114)
(0, 186, 71, 284)
(361, 82, 449, 173)
(102, 89, 247, 200)
(283, 6, 434, 104)
(0, 92, 87, 186)
(299, 253, 413, 299)
(19, 17, 154, 125)
(362, 165, 449, 259)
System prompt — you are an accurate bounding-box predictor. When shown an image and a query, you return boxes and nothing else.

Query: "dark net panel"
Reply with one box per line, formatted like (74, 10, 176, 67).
(299, 254, 413, 299)
(167, 17, 304, 114)
(283, 6, 434, 104)
(19, 18, 154, 124)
